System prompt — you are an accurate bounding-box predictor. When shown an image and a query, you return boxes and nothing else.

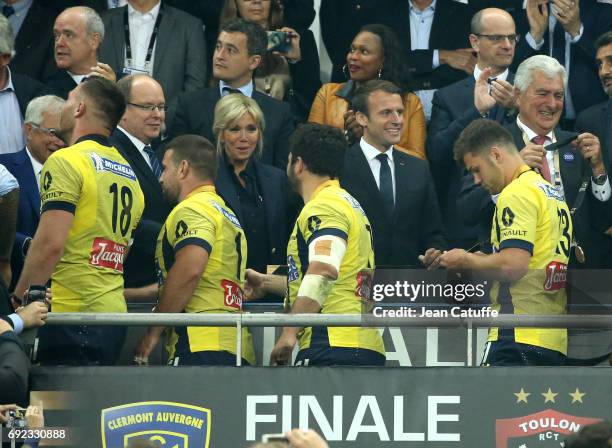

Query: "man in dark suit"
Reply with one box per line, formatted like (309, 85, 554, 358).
(320, 0, 475, 118)
(43, 6, 116, 99)
(168, 19, 294, 170)
(112, 74, 170, 290)
(460, 55, 611, 269)
(576, 31, 612, 172)
(0, 95, 65, 290)
(429, 8, 518, 250)
(340, 80, 446, 268)
(4, 0, 56, 81)
(99, 0, 207, 118)
(0, 14, 43, 154)
(512, 0, 612, 124)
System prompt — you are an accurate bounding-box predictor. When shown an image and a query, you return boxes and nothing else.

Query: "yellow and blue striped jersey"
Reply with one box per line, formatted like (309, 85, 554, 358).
(40, 135, 144, 313)
(286, 180, 384, 355)
(158, 185, 255, 364)
(488, 166, 572, 354)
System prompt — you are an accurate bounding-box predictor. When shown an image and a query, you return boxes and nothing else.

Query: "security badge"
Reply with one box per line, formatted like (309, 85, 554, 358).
(122, 63, 151, 76)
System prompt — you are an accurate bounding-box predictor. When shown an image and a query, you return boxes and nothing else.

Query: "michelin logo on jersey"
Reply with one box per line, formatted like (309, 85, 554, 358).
(101, 401, 211, 448)
(89, 152, 137, 181)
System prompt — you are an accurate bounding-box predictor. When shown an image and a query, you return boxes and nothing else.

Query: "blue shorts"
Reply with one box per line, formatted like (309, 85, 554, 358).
(170, 350, 250, 366)
(295, 346, 386, 366)
(35, 324, 126, 366)
(481, 338, 566, 366)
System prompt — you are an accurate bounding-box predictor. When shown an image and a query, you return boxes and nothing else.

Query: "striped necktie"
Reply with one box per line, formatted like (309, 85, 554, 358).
(144, 145, 162, 179)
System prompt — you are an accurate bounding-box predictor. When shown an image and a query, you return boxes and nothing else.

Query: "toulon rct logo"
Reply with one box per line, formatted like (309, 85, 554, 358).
(101, 401, 211, 448)
(495, 386, 601, 448)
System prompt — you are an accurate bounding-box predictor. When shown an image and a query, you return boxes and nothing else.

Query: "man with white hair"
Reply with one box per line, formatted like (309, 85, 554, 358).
(506, 54, 611, 269)
(0, 95, 65, 289)
(43, 6, 116, 99)
(0, 14, 42, 154)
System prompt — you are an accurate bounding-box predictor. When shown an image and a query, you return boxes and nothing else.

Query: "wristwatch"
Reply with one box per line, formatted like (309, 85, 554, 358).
(592, 173, 608, 185)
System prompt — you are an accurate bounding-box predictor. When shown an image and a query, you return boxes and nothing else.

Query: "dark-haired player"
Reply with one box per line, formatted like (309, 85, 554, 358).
(14, 78, 145, 365)
(246, 123, 385, 366)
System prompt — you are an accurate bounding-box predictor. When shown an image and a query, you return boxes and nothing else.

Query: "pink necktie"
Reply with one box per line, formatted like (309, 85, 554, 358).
(532, 135, 551, 182)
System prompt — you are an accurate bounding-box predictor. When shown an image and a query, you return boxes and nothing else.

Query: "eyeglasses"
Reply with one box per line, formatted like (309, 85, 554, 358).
(474, 34, 520, 44)
(127, 102, 168, 112)
(30, 123, 59, 137)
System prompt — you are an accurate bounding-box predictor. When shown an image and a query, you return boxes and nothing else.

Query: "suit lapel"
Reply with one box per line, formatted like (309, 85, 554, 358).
(153, 7, 173, 77)
(114, 131, 161, 195)
(112, 8, 127, 70)
(256, 163, 278, 236)
(349, 145, 393, 221)
(391, 149, 407, 222)
(215, 160, 244, 225)
(605, 101, 612, 169)
(13, 150, 40, 217)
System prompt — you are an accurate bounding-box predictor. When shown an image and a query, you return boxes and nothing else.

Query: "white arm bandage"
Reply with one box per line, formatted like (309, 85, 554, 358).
(308, 234, 347, 272)
(297, 274, 333, 306)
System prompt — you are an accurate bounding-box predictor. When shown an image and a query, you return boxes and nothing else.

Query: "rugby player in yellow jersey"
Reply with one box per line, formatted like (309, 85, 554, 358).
(245, 123, 385, 366)
(134, 135, 255, 366)
(14, 77, 145, 365)
(438, 119, 572, 366)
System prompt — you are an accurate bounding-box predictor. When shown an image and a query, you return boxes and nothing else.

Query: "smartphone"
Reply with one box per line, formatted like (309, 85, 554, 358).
(262, 433, 289, 443)
(267, 31, 292, 53)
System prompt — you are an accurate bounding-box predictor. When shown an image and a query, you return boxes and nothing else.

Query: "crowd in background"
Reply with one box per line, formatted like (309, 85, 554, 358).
(0, 0, 611, 376)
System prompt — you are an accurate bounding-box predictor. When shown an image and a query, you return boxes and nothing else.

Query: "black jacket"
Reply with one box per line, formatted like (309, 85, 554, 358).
(340, 143, 446, 267)
(109, 129, 171, 287)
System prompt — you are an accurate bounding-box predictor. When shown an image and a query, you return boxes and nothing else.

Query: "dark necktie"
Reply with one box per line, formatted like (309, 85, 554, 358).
(551, 21, 566, 66)
(144, 145, 162, 179)
(532, 135, 551, 182)
(222, 87, 242, 96)
(376, 153, 394, 214)
(2, 5, 15, 17)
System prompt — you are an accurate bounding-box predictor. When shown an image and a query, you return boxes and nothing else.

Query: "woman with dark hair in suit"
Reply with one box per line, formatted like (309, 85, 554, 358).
(309, 24, 426, 159)
(219, 0, 320, 121)
(213, 93, 290, 283)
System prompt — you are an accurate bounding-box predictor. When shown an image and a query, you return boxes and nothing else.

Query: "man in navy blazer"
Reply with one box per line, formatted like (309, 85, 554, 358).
(0, 95, 65, 290)
(428, 8, 519, 250)
(512, 0, 612, 122)
(112, 74, 171, 289)
(340, 80, 446, 268)
(576, 31, 612, 173)
(168, 19, 294, 170)
(459, 55, 612, 269)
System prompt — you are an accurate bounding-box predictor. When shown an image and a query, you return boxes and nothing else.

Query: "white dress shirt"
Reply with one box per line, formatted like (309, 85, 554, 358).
(25, 147, 43, 191)
(524, 9, 584, 119)
(409, 0, 438, 120)
(0, 163, 18, 196)
(0, 0, 33, 36)
(516, 116, 610, 202)
(117, 126, 153, 170)
(125, 1, 161, 74)
(0, 68, 26, 154)
(219, 80, 254, 97)
(68, 72, 88, 84)
(359, 137, 396, 202)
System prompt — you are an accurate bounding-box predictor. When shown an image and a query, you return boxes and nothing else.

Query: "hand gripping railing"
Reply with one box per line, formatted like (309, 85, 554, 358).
(45, 313, 612, 366)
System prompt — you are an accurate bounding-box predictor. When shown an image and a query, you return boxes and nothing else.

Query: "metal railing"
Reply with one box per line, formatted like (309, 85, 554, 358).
(45, 313, 612, 366)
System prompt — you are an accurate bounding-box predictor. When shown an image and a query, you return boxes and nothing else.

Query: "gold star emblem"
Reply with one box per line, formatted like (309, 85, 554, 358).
(514, 388, 530, 403)
(569, 388, 586, 404)
(542, 388, 558, 403)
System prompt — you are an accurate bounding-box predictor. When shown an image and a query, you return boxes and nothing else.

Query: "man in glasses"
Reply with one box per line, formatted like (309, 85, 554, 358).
(0, 95, 65, 290)
(429, 8, 519, 253)
(112, 74, 171, 291)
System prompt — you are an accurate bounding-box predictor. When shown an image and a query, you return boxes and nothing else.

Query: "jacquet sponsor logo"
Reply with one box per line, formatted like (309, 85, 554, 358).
(89, 237, 127, 272)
